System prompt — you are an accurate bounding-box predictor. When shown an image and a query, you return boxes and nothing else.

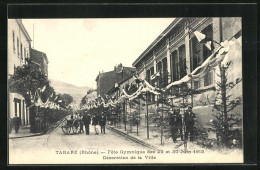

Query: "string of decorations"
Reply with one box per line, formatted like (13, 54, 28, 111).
(81, 39, 237, 110)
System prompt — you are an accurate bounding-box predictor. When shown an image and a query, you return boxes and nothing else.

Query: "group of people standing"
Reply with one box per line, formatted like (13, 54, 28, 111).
(168, 105, 196, 143)
(70, 110, 107, 135)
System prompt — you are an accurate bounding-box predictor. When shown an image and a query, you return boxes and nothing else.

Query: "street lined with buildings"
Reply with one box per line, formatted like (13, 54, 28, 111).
(8, 17, 243, 164)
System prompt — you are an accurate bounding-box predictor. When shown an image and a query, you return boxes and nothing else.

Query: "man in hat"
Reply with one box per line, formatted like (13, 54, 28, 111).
(78, 113, 84, 133)
(168, 108, 178, 143)
(184, 105, 196, 141)
(175, 108, 183, 141)
(82, 111, 91, 135)
(169, 107, 183, 143)
(13, 114, 20, 134)
(100, 112, 107, 134)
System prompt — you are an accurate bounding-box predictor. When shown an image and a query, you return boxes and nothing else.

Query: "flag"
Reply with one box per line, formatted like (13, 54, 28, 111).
(151, 71, 160, 80)
(194, 31, 213, 51)
(40, 86, 46, 92)
(54, 96, 58, 101)
(127, 82, 132, 91)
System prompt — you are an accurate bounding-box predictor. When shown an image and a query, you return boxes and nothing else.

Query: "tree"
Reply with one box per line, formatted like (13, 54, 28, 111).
(9, 62, 49, 106)
(59, 93, 73, 107)
(8, 61, 50, 132)
(209, 61, 242, 148)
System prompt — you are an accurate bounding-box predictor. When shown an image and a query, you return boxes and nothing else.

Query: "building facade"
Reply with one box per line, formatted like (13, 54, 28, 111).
(96, 63, 136, 98)
(30, 49, 49, 77)
(132, 17, 242, 127)
(8, 19, 32, 126)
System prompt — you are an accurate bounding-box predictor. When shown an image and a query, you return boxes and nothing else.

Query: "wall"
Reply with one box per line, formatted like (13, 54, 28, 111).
(8, 19, 31, 126)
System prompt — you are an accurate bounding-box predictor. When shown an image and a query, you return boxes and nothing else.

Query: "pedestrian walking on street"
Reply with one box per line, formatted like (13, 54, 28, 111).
(100, 113, 107, 134)
(184, 105, 196, 142)
(78, 113, 84, 133)
(13, 114, 20, 134)
(92, 114, 99, 135)
(83, 112, 91, 135)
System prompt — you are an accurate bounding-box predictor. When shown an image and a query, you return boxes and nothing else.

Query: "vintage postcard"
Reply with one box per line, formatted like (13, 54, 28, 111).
(8, 17, 243, 164)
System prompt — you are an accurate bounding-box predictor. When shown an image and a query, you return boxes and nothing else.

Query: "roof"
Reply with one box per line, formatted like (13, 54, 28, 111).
(16, 19, 32, 42)
(106, 72, 135, 95)
(132, 18, 182, 67)
(95, 66, 136, 82)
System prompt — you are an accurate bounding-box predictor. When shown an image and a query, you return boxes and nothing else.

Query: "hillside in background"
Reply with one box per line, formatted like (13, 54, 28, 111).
(50, 79, 90, 105)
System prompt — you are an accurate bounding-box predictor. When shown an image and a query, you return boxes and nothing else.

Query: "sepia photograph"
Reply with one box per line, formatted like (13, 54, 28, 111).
(8, 17, 244, 164)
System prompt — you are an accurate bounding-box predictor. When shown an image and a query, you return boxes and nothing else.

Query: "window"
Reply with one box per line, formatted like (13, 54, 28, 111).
(171, 50, 179, 82)
(150, 67, 154, 76)
(193, 80, 200, 89)
(24, 47, 26, 61)
(191, 37, 202, 71)
(190, 24, 214, 87)
(162, 58, 168, 86)
(17, 38, 19, 57)
(170, 45, 186, 83)
(21, 43, 23, 60)
(146, 69, 151, 83)
(179, 45, 186, 79)
(12, 31, 15, 52)
(156, 61, 162, 73)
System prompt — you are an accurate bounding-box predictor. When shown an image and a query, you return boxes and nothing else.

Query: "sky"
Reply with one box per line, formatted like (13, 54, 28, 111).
(22, 18, 175, 88)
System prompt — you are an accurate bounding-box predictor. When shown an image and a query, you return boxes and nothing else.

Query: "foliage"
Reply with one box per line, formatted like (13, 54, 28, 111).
(80, 88, 96, 105)
(9, 62, 49, 106)
(151, 94, 171, 144)
(128, 101, 142, 126)
(59, 93, 73, 106)
(208, 62, 242, 148)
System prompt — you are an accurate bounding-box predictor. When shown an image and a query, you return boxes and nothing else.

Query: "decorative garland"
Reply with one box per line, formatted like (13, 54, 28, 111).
(81, 39, 237, 110)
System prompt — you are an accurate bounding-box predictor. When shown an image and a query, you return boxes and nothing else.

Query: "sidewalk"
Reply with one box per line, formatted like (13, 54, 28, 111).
(9, 117, 66, 139)
(107, 123, 186, 150)
(9, 125, 42, 139)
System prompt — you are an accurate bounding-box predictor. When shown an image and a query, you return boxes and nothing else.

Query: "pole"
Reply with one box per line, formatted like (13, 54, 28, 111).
(146, 92, 149, 139)
(218, 62, 228, 144)
(137, 98, 140, 136)
(161, 94, 164, 145)
(33, 24, 34, 49)
(130, 101, 132, 133)
(125, 99, 127, 131)
(190, 77, 193, 107)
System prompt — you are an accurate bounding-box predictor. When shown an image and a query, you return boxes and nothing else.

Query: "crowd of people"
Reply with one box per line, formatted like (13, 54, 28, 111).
(69, 103, 196, 144)
(9, 101, 196, 144)
(69, 105, 121, 135)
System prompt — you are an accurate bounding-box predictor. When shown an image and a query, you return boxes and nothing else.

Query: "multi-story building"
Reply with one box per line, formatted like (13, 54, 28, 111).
(30, 49, 49, 77)
(96, 63, 136, 98)
(132, 17, 242, 126)
(8, 19, 32, 126)
(106, 72, 136, 101)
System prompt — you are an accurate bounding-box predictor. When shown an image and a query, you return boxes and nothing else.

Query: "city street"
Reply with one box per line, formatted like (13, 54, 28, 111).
(7, 17, 246, 164)
(9, 123, 150, 164)
(9, 125, 150, 163)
